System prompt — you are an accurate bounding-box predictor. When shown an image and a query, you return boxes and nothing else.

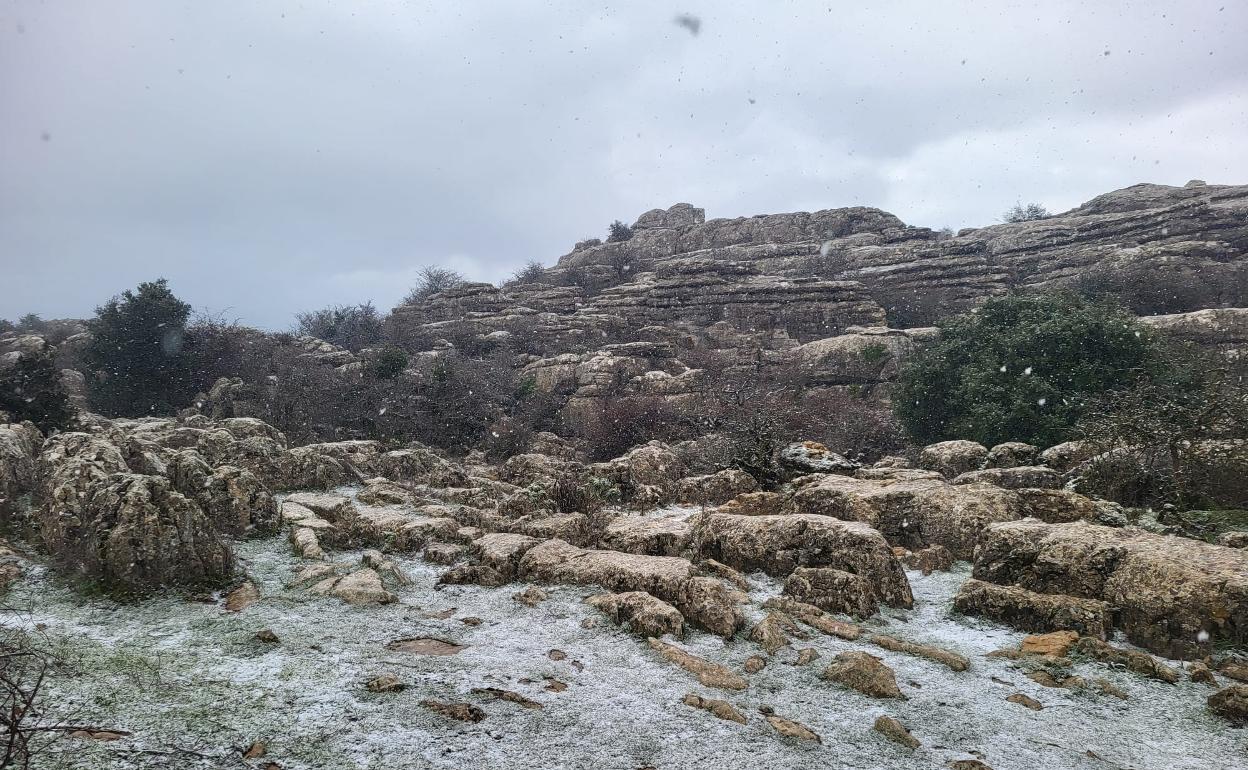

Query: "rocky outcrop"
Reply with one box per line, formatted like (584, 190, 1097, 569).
(782, 567, 879, 619)
(49, 473, 235, 594)
(821, 651, 904, 698)
(690, 512, 913, 608)
(953, 579, 1112, 639)
(517, 539, 743, 637)
(971, 520, 1248, 656)
(785, 474, 1025, 560)
(586, 591, 685, 638)
(0, 422, 41, 527)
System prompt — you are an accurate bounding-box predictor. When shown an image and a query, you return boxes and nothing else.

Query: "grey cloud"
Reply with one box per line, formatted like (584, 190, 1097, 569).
(2, 0, 1245, 328)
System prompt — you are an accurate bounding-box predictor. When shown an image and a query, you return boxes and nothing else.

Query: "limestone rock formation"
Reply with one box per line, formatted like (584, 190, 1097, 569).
(971, 520, 1248, 656)
(587, 591, 685, 638)
(690, 512, 913, 607)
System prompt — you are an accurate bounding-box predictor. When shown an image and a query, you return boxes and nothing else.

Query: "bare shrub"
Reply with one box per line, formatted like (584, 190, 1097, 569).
(576, 395, 692, 462)
(293, 302, 384, 352)
(1076, 344, 1248, 508)
(402, 266, 465, 305)
(509, 260, 546, 285)
(1003, 202, 1050, 223)
(1, 625, 67, 768)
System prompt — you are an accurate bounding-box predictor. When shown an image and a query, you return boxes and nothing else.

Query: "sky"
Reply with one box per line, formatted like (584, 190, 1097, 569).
(2, 1, 1246, 329)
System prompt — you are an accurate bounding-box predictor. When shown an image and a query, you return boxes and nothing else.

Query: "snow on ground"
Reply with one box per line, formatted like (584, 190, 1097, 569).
(3, 535, 1244, 770)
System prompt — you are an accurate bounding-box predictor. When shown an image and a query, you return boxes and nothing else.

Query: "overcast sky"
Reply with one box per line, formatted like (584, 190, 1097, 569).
(3, 1, 1246, 329)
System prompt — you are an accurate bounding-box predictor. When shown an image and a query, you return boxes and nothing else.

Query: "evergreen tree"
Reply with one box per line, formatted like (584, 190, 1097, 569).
(84, 279, 193, 416)
(0, 350, 74, 433)
(895, 292, 1168, 447)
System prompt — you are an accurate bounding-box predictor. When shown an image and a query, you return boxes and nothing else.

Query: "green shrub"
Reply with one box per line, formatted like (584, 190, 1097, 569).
(606, 220, 633, 243)
(0, 350, 74, 433)
(84, 279, 194, 417)
(860, 342, 890, 364)
(894, 292, 1167, 447)
(371, 348, 409, 379)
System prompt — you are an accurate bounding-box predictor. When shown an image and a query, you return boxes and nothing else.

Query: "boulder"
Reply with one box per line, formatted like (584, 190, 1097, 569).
(681, 693, 746, 724)
(1038, 441, 1095, 473)
(919, 440, 988, 478)
(169, 454, 279, 537)
(377, 447, 467, 488)
(782, 567, 879, 618)
(675, 469, 759, 506)
(48, 473, 234, 595)
(895, 544, 953, 574)
(820, 651, 904, 698)
(951, 466, 1060, 490)
(0, 422, 41, 527)
(761, 708, 821, 742)
(748, 612, 805, 655)
(870, 635, 970, 672)
(1208, 684, 1248, 723)
(763, 597, 862, 640)
(423, 542, 466, 565)
(873, 715, 920, 749)
(647, 638, 747, 690)
(691, 512, 913, 607)
(472, 533, 543, 581)
(714, 491, 785, 517)
(311, 568, 396, 605)
(1070, 637, 1180, 683)
(778, 441, 860, 476)
(599, 513, 692, 557)
(0, 539, 24, 593)
(519, 539, 743, 637)
(785, 474, 1022, 560)
(586, 591, 685, 638)
(953, 579, 1111, 639)
(985, 442, 1038, 469)
(972, 519, 1248, 656)
(1020, 630, 1079, 657)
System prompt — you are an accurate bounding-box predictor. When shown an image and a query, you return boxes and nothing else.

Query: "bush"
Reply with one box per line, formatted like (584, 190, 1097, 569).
(402, 266, 465, 305)
(371, 347, 409, 379)
(1003, 202, 1050, 223)
(293, 302, 384, 352)
(606, 220, 633, 243)
(801, 389, 907, 462)
(510, 260, 546, 285)
(1076, 346, 1248, 509)
(84, 279, 195, 417)
(894, 292, 1168, 447)
(15, 314, 45, 333)
(0, 350, 74, 433)
(576, 395, 690, 462)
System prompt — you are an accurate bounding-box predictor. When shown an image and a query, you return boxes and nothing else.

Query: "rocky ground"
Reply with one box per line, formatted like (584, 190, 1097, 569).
(1, 412, 1246, 769)
(6, 511, 1244, 770)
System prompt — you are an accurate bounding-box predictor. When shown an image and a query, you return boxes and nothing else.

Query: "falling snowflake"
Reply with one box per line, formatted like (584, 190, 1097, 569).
(1037, 398, 1047, 406)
